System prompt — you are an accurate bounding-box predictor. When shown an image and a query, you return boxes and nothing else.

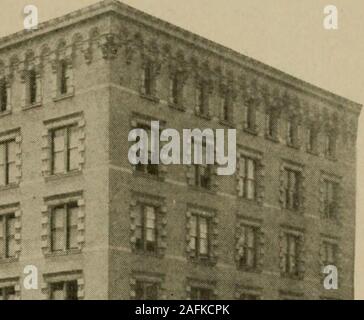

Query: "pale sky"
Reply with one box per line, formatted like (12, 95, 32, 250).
(1, 0, 363, 299)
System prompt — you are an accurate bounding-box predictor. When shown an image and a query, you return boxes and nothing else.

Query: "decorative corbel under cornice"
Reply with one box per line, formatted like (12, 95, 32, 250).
(99, 34, 119, 60)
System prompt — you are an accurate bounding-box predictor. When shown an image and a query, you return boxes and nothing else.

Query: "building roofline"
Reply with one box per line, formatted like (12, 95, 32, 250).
(0, 0, 361, 113)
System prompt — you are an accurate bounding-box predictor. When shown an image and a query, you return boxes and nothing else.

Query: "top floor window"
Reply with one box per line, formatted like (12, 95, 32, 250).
(265, 110, 279, 140)
(221, 91, 233, 123)
(28, 68, 37, 105)
(195, 83, 209, 116)
(59, 60, 69, 95)
(324, 133, 336, 159)
(244, 103, 256, 132)
(286, 118, 298, 147)
(169, 73, 184, 107)
(0, 78, 7, 112)
(306, 126, 317, 153)
(141, 60, 158, 98)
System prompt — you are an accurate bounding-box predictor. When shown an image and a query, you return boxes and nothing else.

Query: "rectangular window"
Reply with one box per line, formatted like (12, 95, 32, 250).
(221, 92, 232, 122)
(135, 124, 159, 176)
(238, 157, 256, 200)
(59, 60, 69, 95)
(190, 287, 213, 300)
(0, 213, 16, 259)
(0, 140, 16, 186)
(51, 125, 79, 175)
(170, 74, 180, 105)
(135, 205, 158, 253)
(50, 203, 78, 252)
(0, 286, 15, 300)
(194, 165, 212, 190)
(265, 111, 277, 139)
(284, 169, 300, 210)
(189, 215, 211, 259)
(196, 85, 208, 116)
(50, 280, 78, 300)
(135, 281, 159, 300)
(286, 119, 297, 147)
(323, 180, 338, 219)
(141, 61, 155, 96)
(322, 241, 337, 266)
(28, 69, 37, 105)
(306, 126, 317, 153)
(325, 134, 336, 158)
(282, 233, 301, 277)
(0, 78, 7, 112)
(238, 225, 259, 269)
(244, 104, 256, 131)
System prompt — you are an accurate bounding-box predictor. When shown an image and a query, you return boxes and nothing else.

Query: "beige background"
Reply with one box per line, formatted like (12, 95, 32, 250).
(0, 0, 363, 299)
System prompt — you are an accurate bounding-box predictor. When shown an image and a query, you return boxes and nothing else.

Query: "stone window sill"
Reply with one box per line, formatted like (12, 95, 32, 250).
(190, 185, 216, 195)
(287, 143, 300, 150)
(133, 250, 163, 259)
(325, 155, 337, 162)
(133, 170, 164, 182)
(189, 256, 217, 267)
(168, 102, 186, 112)
(237, 266, 262, 274)
(45, 170, 82, 182)
(195, 112, 212, 121)
(0, 183, 19, 192)
(23, 102, 42, 111)
(0, 257, 18, 264)
(219, 119, 235, 128)
(281, 273, 304, 281)
(44, 249, 81, 258)
(307, 150, 319, 156)
(243, 127, 258, 136)
(140, 93, 160, 104)
(265, 134, 279, 143)
(0, 110, 11, 118)
(53, 92, 75, 102)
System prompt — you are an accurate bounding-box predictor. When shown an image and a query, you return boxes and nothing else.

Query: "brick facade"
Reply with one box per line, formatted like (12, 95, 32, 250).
(0, 0, 361, 300)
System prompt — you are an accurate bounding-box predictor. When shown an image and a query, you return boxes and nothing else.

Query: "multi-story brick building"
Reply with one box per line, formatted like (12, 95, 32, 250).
(0, 0, 361, 300)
